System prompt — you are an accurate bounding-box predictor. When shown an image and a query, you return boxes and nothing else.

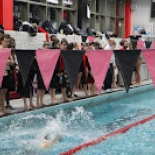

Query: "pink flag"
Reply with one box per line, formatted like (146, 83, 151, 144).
(86, 50, 113, 93)
(142, 49, 155, 87)
(36, 49, 60, 90)
(87, 36, 95, 42)
(137, 40, 144, 49)
(152, 41, 155, 49)
(0, 48, 11, 87)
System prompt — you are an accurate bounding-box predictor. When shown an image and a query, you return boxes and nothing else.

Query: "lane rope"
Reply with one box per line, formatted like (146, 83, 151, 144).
(60, 114, 155, 155)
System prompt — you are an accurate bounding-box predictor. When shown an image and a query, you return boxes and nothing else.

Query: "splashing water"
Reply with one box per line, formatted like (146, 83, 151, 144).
(0, 106, 98, 155)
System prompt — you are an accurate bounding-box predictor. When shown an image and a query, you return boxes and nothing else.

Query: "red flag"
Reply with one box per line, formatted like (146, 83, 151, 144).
(137, 40, 144, 49)
(36, 49, 60, 90)
(142, 49, 155, 87)
(0, 48, 11, 87)
(86, 50, 113, 93)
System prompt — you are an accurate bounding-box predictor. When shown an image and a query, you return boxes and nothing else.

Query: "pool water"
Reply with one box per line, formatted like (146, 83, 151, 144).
(1, 87, 155, 155)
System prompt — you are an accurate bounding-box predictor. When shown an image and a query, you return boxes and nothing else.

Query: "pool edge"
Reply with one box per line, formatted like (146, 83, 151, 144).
(0, 84, 154, 124)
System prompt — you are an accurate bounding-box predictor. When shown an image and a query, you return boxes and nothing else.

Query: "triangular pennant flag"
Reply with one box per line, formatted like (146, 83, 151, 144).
(152, 41, 155, 49)
(142, 49, 155, 86)
(137, 40, 144, 49)
(87, 36, 95, 42)
(36, 49, 60, 90)
(61, 50, 85, 91)
(81, 35, 88, 42)
(0, 48, 11, 87)
(86, 50, 113, 93)
(131, 40, 137, 49)
(145, 41, 152, 49)
(15, 50, 35, 86)
(114, 50, 141, 92)
(129, 35, 142, 41)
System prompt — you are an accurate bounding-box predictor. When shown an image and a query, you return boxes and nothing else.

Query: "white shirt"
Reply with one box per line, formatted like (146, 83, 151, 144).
(104, 44, 115, 64)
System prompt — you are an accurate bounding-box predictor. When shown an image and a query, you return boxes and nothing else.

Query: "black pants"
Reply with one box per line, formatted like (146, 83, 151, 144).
(5, 90, 10, 106)
(103, 63, 113, 90)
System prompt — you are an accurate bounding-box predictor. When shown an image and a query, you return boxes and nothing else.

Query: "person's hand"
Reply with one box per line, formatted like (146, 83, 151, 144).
(4, 71, 8, 76)
(9, 55, 14, 63)
(15, 65, 19, 71)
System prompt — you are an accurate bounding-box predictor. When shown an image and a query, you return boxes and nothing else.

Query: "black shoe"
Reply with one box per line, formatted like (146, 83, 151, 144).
(56, 91, 61, 94)
(5, 105, 15, 110)
(74, 94, 78, 97)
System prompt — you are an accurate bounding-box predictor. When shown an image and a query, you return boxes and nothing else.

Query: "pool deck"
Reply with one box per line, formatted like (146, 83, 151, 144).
(1, 79, 154, 118)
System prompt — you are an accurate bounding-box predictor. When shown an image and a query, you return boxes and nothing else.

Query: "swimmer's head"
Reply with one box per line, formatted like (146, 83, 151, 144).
(44, 135, 50, 140)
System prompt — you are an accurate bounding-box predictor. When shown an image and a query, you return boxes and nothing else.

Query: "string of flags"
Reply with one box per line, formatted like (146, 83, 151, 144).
(131, 40, 155, 49)
(0, 48, 155, 93)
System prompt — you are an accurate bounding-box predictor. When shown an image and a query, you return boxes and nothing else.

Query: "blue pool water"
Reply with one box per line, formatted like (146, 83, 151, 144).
(0, 85, 155, 155)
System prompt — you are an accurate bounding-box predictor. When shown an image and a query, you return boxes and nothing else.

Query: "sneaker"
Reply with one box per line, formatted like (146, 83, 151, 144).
(105, 89, 112, 93)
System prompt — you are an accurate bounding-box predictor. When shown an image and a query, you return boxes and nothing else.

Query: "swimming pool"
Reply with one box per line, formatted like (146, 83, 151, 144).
(0, 84, 155, 155)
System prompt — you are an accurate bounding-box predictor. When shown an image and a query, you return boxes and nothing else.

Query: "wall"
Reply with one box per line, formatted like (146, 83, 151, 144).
(5, 31, 46, 49)
(5, 31, 82, 49)
(131, 0, 154, 35)
(131, 0, 151, 24)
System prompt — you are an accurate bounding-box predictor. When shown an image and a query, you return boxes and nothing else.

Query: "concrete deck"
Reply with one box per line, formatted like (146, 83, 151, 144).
(1, 79, 153, 118)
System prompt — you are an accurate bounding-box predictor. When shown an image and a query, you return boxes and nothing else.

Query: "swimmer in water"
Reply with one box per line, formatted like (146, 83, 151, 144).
(40, 134, 61, 149)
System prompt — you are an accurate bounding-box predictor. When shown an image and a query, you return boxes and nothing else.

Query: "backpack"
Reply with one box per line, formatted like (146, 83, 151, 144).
(59, 22, 74, 35)
(67, 24, 74, 35)
(72, 25, 82, 35)
(14, 17, 22, 31)
(23, 22, 38, 36)
(29, 24, 38, 36)
(86, 27, 94, 36)
(41, 20, 55, 34)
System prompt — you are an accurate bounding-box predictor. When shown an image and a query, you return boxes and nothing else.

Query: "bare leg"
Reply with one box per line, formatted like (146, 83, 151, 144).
(75, 72, 82, 91)
(23, 97, 31, 111)
(39, 89, 46, 107)
(136, 65, 141, 85)
(87, 82, 96, 96)
(36, 89, 40, 108)
(30, 91, 36, 108)
(83, 84, 89, 97)
(61, 87, 68, 102)
(23, 97, 28, 110)
(112, 70, 117, 88)
(0, 107, 3, 116)
(91, 83, 96, 96)
(87, 83, 91, 94)
(50, 88, 60, 104)
(71, 86, 75, 98)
